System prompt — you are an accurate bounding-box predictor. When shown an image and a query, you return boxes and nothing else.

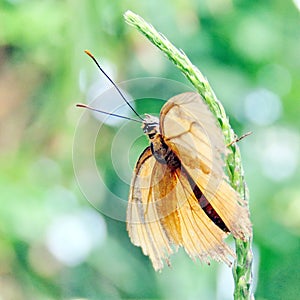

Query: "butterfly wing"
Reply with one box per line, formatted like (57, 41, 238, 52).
(127, 146, 234, 270)
(170, 167, 234, 265)
(160, 92, 251, 240)
(126, 146, 176, 271)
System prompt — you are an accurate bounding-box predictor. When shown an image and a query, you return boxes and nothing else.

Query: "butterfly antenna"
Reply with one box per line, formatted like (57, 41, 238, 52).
(76, 103, 142, 123)
(84, 50, 143, 121)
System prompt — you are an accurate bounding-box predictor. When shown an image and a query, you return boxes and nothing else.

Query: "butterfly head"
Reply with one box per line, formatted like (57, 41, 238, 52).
(142, 114, 160, 139)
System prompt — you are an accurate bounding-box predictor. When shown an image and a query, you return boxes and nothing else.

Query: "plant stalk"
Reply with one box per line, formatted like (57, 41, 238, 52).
(124, 10, 254, 300)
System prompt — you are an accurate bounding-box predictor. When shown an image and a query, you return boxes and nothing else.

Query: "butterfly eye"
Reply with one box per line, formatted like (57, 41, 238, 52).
(142, 122, 158, 134)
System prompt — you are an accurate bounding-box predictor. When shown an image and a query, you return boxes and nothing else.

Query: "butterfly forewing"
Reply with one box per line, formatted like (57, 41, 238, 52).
(160, 92, 251, 240)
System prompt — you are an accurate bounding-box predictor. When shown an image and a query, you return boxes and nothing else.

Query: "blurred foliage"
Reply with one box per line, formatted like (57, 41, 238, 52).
(0, 0, 300, 300)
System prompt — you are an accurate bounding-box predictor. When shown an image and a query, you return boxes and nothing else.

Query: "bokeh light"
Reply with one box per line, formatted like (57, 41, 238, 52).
(46, 209, 106, 266)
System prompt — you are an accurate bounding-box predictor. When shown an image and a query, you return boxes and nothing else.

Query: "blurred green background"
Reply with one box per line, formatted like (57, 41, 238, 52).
(1, 0, 300, 299)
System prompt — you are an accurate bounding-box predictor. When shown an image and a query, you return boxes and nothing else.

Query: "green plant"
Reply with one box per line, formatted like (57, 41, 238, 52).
(124, 10, 254, 300)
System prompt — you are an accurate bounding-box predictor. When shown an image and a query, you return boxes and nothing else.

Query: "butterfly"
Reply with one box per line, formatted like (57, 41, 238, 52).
(78, 50, 252, 271)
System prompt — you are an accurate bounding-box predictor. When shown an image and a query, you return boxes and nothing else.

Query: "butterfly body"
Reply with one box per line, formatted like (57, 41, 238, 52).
(127, 92, 251, 271)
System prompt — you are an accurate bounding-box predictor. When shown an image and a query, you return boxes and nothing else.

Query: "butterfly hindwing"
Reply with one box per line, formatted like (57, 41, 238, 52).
(172, 168, 234, 265)
(127, 147, 175, 271)
(151, 159, 234, 266)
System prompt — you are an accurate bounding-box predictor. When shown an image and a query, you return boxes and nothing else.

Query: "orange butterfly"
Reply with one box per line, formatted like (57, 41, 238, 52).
(78, 51, 252, 271)
(127, 92, 251, 271)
